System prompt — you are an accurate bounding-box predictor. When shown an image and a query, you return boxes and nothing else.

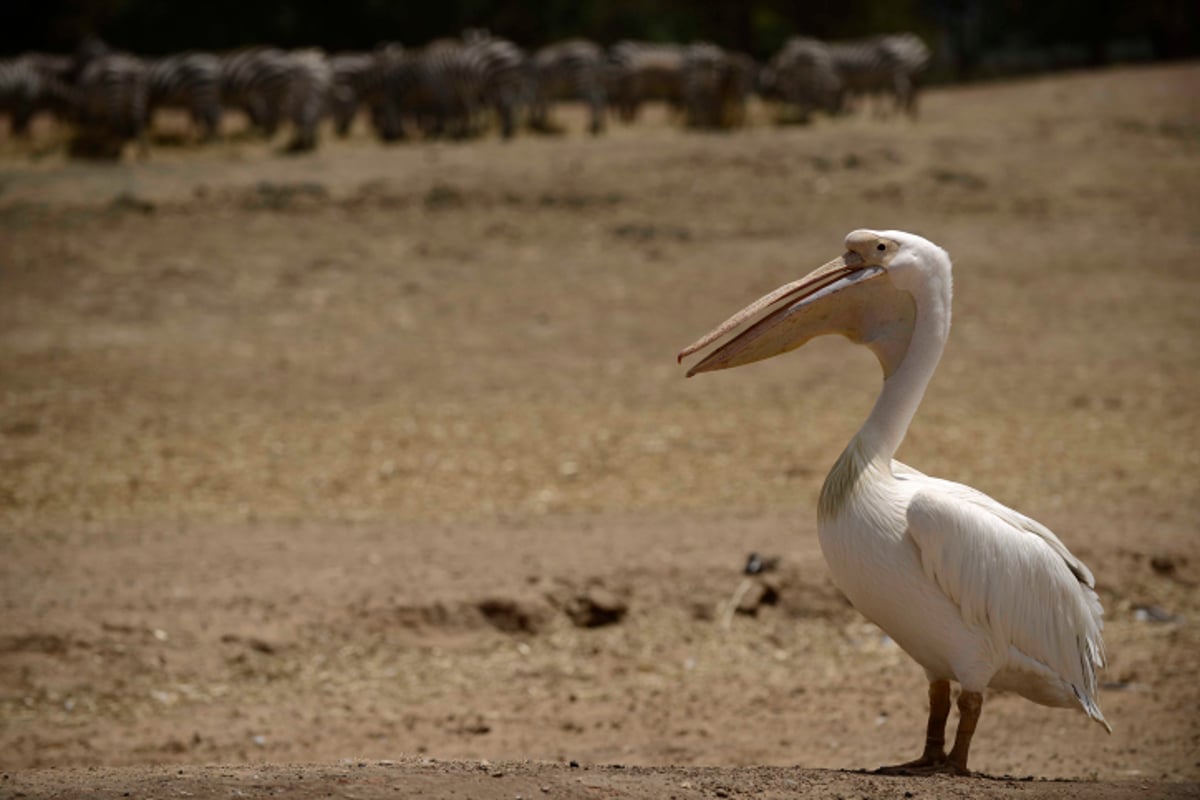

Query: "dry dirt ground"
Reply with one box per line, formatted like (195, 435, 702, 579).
(1, 63, 1198, 798)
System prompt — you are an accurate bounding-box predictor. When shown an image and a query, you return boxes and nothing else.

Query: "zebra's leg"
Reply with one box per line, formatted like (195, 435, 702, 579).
(12, 105, 33, 137)
(244, 95, 268, 135)
(528, 92, 547, 131)
(128, 87, 150, 159)
(905, 76, 921, 119)
(587, 87, 605, 135)
(252, 93, 282, 137)
(131, 114, 150, 160)
(334, 102, 355, 137)
(191, 100, 218, 141)
(495, 90, 516, 139)
(262, 105, 281, 137)
(891, 74, 911, 119)
(287, 91, 320, 152)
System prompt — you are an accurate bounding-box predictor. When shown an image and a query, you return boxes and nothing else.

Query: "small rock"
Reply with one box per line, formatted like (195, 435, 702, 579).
(735, 579, 780, 616)
(1133, 605, 1178, 624)
(743, 552, 780, 575)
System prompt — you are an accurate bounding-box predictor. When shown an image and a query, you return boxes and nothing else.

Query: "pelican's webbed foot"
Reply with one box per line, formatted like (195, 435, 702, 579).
(875, 751, 948, 775)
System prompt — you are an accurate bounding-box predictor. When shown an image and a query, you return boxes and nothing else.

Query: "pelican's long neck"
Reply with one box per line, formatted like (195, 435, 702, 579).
(856, 277, 951, 464)
(818, 271, 950, 521)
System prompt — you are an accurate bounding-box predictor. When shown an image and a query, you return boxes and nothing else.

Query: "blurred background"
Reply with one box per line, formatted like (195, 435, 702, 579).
(1, 0, 1198, 791)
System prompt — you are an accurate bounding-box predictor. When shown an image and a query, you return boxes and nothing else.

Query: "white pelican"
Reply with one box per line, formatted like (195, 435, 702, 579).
(678, 230, 1109, 774)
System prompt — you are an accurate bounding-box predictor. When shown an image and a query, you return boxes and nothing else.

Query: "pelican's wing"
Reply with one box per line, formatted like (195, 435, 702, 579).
(904, 477, 1109, 729)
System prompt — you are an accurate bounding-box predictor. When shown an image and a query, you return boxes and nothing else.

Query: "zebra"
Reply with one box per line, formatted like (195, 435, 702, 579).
(327, 51, 376, 136)
(72, 46, 149, 155)
(366, 42, 418, 141)
(681, 42, 735, 129)
(145, 51, 222, 140)
(461, 30, 528, 140)
(219, 47, 329, 150)
(607, 41, 686, 123)
(385, 33, 526, 141)
(529, 38, 607, 135)
(283, 48, 332, 151)
(407, 37, 483, 139)
(0, 53, 75, 136)
(680, 44, 757, 130)
(719, 52, 759, 128)
(879, 33, 932, 116)
(219, 47, 295, 137)
(766, 36, 843, 122)
(826, 32, 931, 117)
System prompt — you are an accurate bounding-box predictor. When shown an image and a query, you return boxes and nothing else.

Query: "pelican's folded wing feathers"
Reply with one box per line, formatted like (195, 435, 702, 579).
(903, 478, 1108, 729)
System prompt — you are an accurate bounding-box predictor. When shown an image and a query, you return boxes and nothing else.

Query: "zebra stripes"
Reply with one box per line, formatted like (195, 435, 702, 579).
(463, 31, 526, 140)
(827, 33, 932, 117)
(219, 47, 295, 136)
(766, 33, 930, 120)
(409, 38, 482, 139)
(530, 38, 607, 135)
(146, 51, 222, 139)
(366, 32, 528, 142)
(75, 49, 149, 144)
(767, 37, 844, 119)
(680, 43, 757, 129)
(1, 54, 75, 135)
(285, 48, 333, 151)
(219, 47, 330, 150)
(366, 43, 418, 141)
(328, 51, 376, 136)
(608, 41, 686, 122)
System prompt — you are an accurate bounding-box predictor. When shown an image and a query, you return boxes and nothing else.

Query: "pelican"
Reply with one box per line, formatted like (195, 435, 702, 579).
(678, 229, 1109, 774)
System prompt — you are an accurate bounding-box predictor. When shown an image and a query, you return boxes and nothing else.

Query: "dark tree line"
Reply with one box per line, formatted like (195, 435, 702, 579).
(3, 0, 1196, 78)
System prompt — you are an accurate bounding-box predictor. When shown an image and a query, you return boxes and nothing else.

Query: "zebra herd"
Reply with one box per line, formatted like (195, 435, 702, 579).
(0, 31, 930, 156)
(763, 33, 931, 120)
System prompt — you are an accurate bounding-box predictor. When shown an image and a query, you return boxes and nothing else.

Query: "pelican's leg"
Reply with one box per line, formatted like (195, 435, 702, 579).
(920, 679, 952, 763)
(876, 679, 950, 773)
(946, 690, 983, 774)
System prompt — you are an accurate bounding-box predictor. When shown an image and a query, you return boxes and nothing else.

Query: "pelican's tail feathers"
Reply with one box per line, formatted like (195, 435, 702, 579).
(1072, 685, 1112, 734)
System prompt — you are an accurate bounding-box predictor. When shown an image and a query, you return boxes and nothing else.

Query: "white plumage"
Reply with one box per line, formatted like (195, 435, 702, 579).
(679, 229, 1108, 774)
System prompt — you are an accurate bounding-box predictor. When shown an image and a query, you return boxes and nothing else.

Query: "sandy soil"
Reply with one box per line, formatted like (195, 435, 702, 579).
(1, 63, 1198, 798)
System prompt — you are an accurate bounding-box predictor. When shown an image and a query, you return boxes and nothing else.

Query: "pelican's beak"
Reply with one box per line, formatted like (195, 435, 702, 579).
(678, 251, 903, 377)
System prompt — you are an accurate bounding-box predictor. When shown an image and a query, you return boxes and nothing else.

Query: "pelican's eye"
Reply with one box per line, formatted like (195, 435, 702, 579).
(876, 243, 886, 252)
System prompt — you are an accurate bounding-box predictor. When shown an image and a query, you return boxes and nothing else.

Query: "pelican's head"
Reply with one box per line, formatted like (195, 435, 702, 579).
(678, 229, 951, 378)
